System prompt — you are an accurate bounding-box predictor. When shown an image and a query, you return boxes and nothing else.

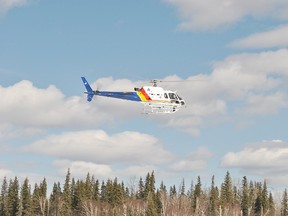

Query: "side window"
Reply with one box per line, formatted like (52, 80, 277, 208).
(164, 93, 168, 99)
(169, 93, 176, 99)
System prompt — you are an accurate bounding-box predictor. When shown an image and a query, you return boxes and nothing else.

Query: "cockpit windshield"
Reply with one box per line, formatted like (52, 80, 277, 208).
(177, 94, 182, 100)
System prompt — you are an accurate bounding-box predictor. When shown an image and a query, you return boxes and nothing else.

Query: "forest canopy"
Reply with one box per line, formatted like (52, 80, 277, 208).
(0, 170, 287, 216)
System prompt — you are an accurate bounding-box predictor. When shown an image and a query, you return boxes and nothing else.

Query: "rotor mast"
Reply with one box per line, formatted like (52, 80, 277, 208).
(151, 79, 158, 87)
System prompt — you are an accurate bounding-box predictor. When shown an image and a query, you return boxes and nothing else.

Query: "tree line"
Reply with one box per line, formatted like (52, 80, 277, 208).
(0, 170, 288, 215)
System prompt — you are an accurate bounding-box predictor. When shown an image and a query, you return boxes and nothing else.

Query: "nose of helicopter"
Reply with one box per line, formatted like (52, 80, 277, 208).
(181, 100, 185, 106)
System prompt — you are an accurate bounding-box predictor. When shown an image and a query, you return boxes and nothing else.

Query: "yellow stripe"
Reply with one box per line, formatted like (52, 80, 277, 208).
(137, 92, 147, 101)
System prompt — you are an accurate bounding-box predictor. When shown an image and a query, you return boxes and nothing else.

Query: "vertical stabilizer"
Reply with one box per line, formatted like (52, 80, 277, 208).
(81, 77, 95, 101)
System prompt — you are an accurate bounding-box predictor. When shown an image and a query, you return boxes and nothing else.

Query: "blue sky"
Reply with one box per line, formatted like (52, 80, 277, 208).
(1, 0, 288, 192)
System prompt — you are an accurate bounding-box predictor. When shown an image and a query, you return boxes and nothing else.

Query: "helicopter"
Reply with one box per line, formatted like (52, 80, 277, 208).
(81, 76, 186, 114)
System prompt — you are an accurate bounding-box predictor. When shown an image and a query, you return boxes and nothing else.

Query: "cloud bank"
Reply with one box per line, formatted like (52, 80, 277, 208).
(0, 79, 141, 130)
(0, 0, 29, 16)
(164, 0, 288, 30)
(221, 140, 288, 185)
(230, 25, 288, 49)
(24, 130, 173, 165)
(170, 147, 213, 172)
(1, 49, 288, 137)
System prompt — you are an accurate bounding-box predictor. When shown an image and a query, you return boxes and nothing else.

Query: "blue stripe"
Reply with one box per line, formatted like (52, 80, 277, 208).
(96, 91, 141, 101)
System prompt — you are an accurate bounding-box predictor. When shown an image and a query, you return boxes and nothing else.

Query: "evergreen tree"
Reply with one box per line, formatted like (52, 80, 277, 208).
(49, 182, 62, 216)
(179, 178, 185, 196)
(101, 178, 124, 207)
(144, 173, 151, 199)
(159, 181, 167, 194)
(70, 178, 76, 213)
(0, 177, 8, 216)
(71, 179, 84, 214)
(221, 171, 233, 207)
(169, 185, 177, 197)
(155, 190, 162, 215)
(193, 176, 202, 212)
(111, 177, 124, 207)
(32, 183, 40, 215)
(150, 172, 156, 194)
(39, 178, 47, 199)
(145, 193, 158, 216)
(209, 175, 218, 216)
(105, 179, 113, 205)
(100, 180, 106, 202)
(137, 177, 145, 199)
(233, 185, 240, 207)
(248, 180, 255, 209)
(7, 177, 19, 216)
(19, 178, 32, 216)
(187, 180, 194, 199)
(194, 176, 202, 197)
(220, 183, 225, 207)
(254, 195, 262, 215)
(0, 177, 9, 216)
(269, 192, 275, 216)
(84, 173, 92, 200)
(254, 183, 263, 215)
(32, 178, 48, 216)
(262, 180, 269, 214)
(144, 171, 156, 204)
(92, 178, 99, 201)
(145, 172, 156, 199)
(124, 182, 130, 198)
(241, 176, 249, 216)
(281, 189, 288, 216)
(60, 169, 72, 215)
(40, 178, 48, 215)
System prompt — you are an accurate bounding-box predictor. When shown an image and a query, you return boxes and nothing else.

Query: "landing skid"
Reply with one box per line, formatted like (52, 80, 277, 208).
(142, 102, 181, 114)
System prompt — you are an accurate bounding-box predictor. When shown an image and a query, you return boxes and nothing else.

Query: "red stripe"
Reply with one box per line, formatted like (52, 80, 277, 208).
(141, 88, 152, 100)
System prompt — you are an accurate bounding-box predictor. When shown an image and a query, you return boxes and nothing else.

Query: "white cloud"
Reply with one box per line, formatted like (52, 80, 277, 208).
(152, 49, 288, 134)
(24, 130, 174, 165)
(209, 49, 288, 112)
(54, 160, 114, 180)
(230, 25, 288, 49)
(210, 54, 286, 97)
(164, 0, 288, 31)
(115, 165, 157, 179)
(53, 159, 157, 182)
(0, 0, 28, 16)
(170, 160, 207, 172)
(220, 140, 288, 186)
(0, 123, 45, 140)
(214, 49, 288, 76)
(241, 92, 288, 115)
(0, 80, 139, 130)
(170, 147, 213, 172)
(0, 168, 14, 179)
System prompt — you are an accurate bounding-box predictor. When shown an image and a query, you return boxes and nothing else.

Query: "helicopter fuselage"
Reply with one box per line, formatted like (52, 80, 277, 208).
(95, 86, 185, 104)
(81, 77, 185, 114)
